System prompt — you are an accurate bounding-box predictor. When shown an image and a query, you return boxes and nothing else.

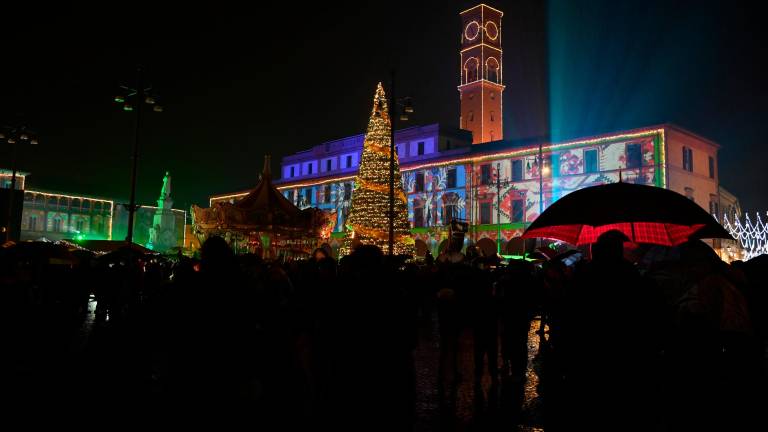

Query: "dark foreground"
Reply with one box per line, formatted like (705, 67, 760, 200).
(3, 239, 767, 430)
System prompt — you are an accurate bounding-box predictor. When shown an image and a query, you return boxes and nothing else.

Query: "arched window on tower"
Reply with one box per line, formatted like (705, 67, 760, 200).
(464, 57, 479, 84)
(486, 57, 500, 83)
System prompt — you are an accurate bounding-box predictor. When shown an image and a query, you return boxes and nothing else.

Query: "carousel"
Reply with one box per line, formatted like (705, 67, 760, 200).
(191, 156, 335, 259)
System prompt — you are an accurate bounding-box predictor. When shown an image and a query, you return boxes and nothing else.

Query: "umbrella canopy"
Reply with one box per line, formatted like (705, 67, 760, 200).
(522, 182, 732, 246)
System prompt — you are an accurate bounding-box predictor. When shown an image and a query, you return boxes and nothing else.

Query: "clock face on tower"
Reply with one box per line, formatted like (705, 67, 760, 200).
(485, 21, 498, 40)
(464, 21, 480, 41)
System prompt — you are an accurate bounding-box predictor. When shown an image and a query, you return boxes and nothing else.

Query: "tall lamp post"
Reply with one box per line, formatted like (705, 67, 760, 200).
(114, 66, 163, 244)
(1, 126, 38, 243)
(388, 70, 414, 256)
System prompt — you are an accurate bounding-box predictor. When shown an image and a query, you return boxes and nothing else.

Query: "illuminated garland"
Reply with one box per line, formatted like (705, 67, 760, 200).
(720, 213, 768, 260)
(356, 178, 407, 203)
(340, 83, 415, 257)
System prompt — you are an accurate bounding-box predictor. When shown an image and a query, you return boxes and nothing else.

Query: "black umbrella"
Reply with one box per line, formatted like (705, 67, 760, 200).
(522, 182, 732, 246)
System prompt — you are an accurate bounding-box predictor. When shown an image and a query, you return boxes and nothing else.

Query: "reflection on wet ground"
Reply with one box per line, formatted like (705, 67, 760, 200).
(413, 313, 547, 431)
(78, 300, 545, 429)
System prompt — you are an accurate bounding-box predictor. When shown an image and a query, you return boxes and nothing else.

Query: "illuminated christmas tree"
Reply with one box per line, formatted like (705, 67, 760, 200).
(340, 83, 415, 256)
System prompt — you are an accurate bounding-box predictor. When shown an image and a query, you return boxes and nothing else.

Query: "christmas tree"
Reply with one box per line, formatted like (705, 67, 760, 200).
(340, 83, 415, 256)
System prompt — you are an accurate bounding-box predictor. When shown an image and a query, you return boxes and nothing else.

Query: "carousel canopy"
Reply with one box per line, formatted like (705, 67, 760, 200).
(192, 156, 332, 238)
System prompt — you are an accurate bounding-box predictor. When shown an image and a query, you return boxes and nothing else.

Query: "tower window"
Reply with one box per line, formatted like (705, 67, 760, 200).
(709, 156, 715, 179)
(486, 57, 500, 83)
(469, 111, 474, 122)
(490, 92, 495, 100)
(490, 111, 495, 122)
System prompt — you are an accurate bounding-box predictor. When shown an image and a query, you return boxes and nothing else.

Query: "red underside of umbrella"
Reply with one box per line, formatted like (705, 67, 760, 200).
(522, 222, 707, 246)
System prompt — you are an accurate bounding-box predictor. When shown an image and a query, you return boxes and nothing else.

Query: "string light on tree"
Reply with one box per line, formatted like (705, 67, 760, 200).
(340, 83, 415, 256)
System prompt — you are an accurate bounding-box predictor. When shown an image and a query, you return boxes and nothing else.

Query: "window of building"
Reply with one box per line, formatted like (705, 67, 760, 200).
(346, 155, 353, 168)
(417, 141, 425, 156)
(76, 219, 84, 232)
(443, 198, 457, 223)
(684, 187, 695, 202)
(29, 215, 37, 231)
(307, 164, 313, 175)
(512, 199, 524, 222)
(286, 190, 294, 203)
(415, 172, 425, 192)
(290, 166, 295, 177)
(490, 92, 495, 100)
(344, 183, 352, 200)
(585, 149, 598, 173)
(490, 131, 494, 141)
(549, 153, 560, 177)
(53, 218, 62, 233)
(469, 111, 474, 122)
(480, 164, 491, 185)
(683, 147, 694, 172)
(490, 111, 495, 122)
(626, 143, 642, 169)
(512, 159, 523, 182)
(709, 156, 715, 179)
(480, 202, 492, 224)
(709, 197, 719, 216)
(326, 159, 332, 172)
(304, 188, 312, 204)
(446, 168, 457, 189)
(324, 184, 331, 204)
(414, 205, 424, 228)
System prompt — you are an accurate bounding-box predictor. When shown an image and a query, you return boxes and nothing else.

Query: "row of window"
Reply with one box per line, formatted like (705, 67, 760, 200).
(412, 198, 525, 228)
(25, 215, 100, 233)
(285, 183, 353, 206)
(286, 141, 431, 179)
(682, 146, 716, 179)
(413, 168, 459, 192)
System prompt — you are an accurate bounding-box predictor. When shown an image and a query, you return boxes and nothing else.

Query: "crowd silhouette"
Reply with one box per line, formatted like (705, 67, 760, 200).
(2, 231, 766, 430)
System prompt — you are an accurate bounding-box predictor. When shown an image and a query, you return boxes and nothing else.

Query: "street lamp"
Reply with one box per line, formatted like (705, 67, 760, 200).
(388, 70, 415, 257)
(115, 66, 163, 244)
(1, 125, 38, 243)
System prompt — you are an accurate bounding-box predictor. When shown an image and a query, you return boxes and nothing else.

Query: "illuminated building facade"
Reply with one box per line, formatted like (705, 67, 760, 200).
(209, 4, 724, 257)
(20, 190, 114, 242)
(16, 172, 186, 250)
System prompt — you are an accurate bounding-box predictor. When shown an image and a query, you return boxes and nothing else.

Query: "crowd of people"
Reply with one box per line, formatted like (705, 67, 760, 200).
(1, 232, 766, 430)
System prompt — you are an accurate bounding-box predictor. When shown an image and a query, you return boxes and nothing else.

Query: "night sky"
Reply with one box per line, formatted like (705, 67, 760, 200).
(2, 1, 765, 213)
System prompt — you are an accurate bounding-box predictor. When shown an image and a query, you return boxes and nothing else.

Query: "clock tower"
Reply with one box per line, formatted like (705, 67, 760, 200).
(459, 4, 504, 144)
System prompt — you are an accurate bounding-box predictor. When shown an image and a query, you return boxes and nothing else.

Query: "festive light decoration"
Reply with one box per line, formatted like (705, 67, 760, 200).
(340, 83, 415, 256)
(720, 213, 768, 260)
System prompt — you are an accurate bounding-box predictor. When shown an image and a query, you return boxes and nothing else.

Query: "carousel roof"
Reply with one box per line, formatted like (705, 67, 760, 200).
(192, 156, 332, 237)
(232, 156, 302, 222)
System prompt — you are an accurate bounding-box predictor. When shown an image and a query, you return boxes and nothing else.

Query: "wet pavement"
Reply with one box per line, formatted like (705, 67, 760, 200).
(413, 311, 547, 431)
(74, 298, 547, 429)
